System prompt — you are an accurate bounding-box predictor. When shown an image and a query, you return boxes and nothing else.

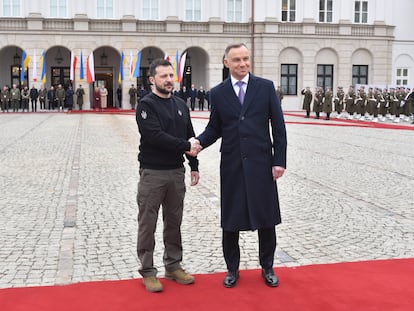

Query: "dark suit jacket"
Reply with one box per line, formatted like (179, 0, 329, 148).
(197, 74, 287, 231)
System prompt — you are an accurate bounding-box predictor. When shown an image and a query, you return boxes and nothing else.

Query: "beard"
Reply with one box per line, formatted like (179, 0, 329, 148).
(155, 82, 173, 95)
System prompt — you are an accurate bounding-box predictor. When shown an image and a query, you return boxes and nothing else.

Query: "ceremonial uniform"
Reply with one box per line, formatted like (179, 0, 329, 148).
(1, 87, 10, 112)
(301, 87, 312, 118)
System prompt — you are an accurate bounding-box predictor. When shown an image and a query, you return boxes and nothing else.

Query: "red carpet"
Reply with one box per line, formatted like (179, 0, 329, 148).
(1, 259, 413, 311)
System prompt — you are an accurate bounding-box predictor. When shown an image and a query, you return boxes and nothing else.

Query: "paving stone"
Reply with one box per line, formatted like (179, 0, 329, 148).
(0, 112, 413, 288)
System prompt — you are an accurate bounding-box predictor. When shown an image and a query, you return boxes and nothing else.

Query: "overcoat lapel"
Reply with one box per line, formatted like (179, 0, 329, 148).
(222, 79, 242, 113)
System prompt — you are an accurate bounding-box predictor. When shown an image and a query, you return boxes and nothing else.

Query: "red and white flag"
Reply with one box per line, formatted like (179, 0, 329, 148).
(86, 51, 95, 83)
(129, 51, 133, 80)
(32, 50, 38, 82)
(164, 52, 171, 63)
(178, 52, 187, 82)
(70, 51, 77, 82)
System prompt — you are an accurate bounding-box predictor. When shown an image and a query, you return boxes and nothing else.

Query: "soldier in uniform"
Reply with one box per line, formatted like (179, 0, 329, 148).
(377, 88, 386, 122)
(322, 87, 333, 120)
(400, 87, 411, 122)
(21, 86, 30, 112)
(345, 86, 356, 119)
(366, 87, 376, 120)
(276, 86, 284, 105)
(1, 85, 10, 112)
(408, 88, 414, 124)
(389, 88, 400, 123)
(75, 84, 85, 110)
(128, 84, 137, 110)
(301, 86, 313, 118)
(404, 88, 413, 123)
(313, 87, 324, 119)
(355, 86, 367, 120)
(334, 86, 344, 118)
(370, 87, 380, 122)
(10, 84, 20, 112)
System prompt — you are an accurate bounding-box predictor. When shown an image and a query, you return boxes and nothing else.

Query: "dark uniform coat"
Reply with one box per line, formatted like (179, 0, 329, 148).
(197, 74, 287, 232)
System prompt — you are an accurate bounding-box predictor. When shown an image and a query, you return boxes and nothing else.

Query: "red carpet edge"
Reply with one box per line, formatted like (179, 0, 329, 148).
(1, 259, 413, 311)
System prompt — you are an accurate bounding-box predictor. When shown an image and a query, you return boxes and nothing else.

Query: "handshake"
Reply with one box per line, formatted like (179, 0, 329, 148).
(186, 137, 202, 157)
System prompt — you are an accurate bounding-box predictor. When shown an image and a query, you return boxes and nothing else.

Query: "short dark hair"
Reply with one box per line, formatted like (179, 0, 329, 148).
(149, 58, 173, 77)
(224, 43, 248, 58)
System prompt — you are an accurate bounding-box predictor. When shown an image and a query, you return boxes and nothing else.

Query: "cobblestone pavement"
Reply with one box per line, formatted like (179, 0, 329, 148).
(0, 111, 413, 288)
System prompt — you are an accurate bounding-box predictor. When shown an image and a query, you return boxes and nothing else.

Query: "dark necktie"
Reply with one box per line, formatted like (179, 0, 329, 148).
(236, 81, 245, 105)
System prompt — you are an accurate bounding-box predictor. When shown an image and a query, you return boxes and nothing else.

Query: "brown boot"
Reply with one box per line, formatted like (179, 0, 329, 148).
(165, 269, 195, 285)
(142, 276, 163, 292)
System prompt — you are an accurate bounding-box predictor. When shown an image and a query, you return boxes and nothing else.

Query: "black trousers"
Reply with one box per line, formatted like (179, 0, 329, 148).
(223, 227, 276, 272)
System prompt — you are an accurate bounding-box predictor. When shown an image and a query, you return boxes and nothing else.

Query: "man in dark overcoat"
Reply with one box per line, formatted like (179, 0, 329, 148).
(197, 43, 287, 289)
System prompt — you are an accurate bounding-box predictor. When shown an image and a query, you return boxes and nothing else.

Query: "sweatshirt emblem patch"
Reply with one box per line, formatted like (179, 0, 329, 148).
(178, 110, 182, 116)
(141, 110, 147, 119)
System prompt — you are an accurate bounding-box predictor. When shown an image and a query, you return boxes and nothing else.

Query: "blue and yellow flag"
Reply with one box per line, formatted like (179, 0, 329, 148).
(118, 51, 126, 84)
(40, 51, 46, 84)
(132, 51, 142, 78)
(20, 50, 31, 82)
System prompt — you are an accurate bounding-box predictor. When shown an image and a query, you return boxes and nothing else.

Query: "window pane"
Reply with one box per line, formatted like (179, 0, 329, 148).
(355, 1, 360, 12)
(317, 66, 324, 75)
(362, 12, 367, 23)
(290, 11, 295, 21)
(282, 11, 287, 21)
(360, 66, 367, 75)
(327, 12, 332, 22)
(319, 12, 324, 22)
(403, 69, 408, 76)
(362, 1, 368, 11)
(195, 0, 201, 10)
(327, 0, 332, 10)
(281, 65, 288, 74)
(317, 78, 324, 86)
(325, 66, 332, 75)
(290, 0, 296, 10)
(320, 0, 325, 10)
(326, 78, 332, 87)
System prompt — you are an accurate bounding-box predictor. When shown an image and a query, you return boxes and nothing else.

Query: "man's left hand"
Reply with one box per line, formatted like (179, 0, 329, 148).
(191, 171, 200, 186)
(272, 166, 285, 181)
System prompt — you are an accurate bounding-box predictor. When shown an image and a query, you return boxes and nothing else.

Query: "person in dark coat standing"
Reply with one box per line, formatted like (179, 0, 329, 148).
(116, 85, 122, 108)
(47, 86, 56, 110)
(65, 86, 74, 111)
(196, 43, 287, 288)
(188, 84, 197, 111)
(29, 85, 38, 112)
(197, 86, 206, 110)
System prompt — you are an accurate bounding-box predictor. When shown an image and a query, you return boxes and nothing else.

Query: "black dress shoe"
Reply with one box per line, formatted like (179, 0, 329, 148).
(223, 270, 239, 288)
(261, 268, 279, 287)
